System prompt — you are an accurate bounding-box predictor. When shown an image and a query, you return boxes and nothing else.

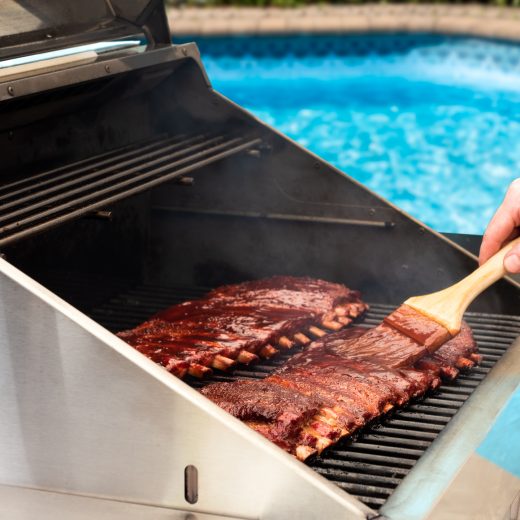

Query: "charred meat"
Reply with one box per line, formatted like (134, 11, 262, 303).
(202, 320, 478, 460)
(117, 276, 368, 378)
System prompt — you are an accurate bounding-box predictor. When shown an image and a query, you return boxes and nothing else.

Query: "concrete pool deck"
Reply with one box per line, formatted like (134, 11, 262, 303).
(167, 4, 520, 41)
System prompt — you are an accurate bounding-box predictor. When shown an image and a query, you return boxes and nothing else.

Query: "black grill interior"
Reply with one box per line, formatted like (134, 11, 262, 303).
(49, 278, 519, 511)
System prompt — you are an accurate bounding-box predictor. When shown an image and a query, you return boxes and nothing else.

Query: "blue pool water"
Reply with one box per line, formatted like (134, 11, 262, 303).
(181, 34, 520, 234)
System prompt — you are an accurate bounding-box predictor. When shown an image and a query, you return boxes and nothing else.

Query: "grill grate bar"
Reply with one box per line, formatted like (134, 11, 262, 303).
(0, 134, 218, 222)
(380, 419, 446, 432)
(419, 397, 464, 408)
(339, 443, 426, 458)
(0, 132, 261, 247)
(325, 450, 417, 468)
(80, 282, 519, 512)
(0, 134, 182, 205)
(0, 134, 172, 198)
(334, 481, 395, 497)
(354, 496, 388, 508)
(314, 467, 403, 486)
(395, 410, 454, 421)
(312, 458, 410, 476)
(360, 435, 432, 449)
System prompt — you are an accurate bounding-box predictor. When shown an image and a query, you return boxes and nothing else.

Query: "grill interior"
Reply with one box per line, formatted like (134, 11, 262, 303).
(0, 131, 261, 247)
(47, 277, 519, 511)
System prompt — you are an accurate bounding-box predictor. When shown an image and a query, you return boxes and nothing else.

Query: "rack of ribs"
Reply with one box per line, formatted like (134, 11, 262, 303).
(201, 319, 479, 460)
(117, 276, 368, 379)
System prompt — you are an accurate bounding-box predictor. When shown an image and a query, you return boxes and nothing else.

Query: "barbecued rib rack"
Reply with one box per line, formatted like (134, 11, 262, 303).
(0, 131, 261, 247)
(57, 279, 518, 512)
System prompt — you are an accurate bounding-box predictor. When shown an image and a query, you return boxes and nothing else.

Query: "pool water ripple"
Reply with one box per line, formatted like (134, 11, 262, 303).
(185, 35, 520, 234)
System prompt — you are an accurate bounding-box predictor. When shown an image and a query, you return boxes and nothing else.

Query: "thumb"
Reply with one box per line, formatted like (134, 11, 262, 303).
(504, 245, 520, 274)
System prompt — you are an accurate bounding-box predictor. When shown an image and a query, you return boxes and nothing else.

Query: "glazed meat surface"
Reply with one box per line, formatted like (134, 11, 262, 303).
(202, 319, 479, 459)
(117, 276, 368, 378)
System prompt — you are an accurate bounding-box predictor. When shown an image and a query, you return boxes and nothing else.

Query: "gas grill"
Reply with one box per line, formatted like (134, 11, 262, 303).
(1, 2, 520, 520)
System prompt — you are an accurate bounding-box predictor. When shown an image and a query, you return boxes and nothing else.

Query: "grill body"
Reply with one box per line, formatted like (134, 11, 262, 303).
(84, 283, 520, 511)
(0, 4, 520, 519)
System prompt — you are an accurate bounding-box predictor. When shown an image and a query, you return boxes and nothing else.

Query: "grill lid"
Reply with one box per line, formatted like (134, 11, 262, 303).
(0, 0, 170, 61)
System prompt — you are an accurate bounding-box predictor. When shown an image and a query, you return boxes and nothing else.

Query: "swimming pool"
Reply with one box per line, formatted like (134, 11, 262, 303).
(177, 34, 520, 235)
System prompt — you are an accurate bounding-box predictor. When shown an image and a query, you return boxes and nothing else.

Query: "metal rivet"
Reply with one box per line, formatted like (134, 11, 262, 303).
(95, 210, 112, 220)
(419, 227, 425, 234)
(105, 65, 111, 73)
(369, 208, 376, 216)
(7, 86, 14, 96)
(177, 176, 194, 186)
(46, 33, 53, 39)
(314, 162, 320, 169)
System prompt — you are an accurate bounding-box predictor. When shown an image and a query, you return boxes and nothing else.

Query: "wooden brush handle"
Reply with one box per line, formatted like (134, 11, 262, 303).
(405, 236, 520, 335)
(456, 236, 520, 302)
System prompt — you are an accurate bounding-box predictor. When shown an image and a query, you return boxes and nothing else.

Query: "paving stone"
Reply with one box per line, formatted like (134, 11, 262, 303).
(168, 5, 520, 39)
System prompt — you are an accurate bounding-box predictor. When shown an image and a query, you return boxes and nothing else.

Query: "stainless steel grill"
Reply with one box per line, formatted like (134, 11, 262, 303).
(66, 280, 520, 512)
(1, 4, 519, 516)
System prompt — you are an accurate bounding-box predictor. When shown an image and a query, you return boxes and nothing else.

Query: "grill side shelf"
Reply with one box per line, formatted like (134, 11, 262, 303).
(83, 284, 519, 512)
(0, 132, 262, 247)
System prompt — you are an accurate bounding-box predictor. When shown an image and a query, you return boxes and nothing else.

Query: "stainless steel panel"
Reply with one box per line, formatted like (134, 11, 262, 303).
(0, 258, 374, 519)
(0, 484, 241, 520)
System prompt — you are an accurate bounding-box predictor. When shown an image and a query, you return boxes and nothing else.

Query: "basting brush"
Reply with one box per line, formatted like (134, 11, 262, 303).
(384, 236, 520, 350)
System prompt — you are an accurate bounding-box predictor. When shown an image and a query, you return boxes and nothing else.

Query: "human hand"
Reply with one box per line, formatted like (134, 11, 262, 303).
(479, 179, 520, 273)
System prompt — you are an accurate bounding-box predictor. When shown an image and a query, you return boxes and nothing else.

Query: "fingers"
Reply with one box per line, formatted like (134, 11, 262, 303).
(479, 179, 520, 265)
(504, 243, 520, 274)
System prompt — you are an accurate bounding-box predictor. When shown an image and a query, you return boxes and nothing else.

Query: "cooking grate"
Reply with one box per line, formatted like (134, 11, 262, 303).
(84, 283, 520, 511)
(0, 131, 261, 247)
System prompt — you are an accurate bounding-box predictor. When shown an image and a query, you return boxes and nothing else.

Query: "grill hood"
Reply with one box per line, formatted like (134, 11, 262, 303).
(0, 4, 520, 519)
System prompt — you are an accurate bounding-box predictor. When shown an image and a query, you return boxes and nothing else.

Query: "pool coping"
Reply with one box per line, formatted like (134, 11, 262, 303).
(167, 4, 520, 42)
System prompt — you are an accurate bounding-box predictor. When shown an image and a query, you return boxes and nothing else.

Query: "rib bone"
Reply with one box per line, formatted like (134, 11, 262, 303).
(322, 320, 343, 331)
(293, 333, 311, 346)
(212, 355, 236, 371)
(296, 445, 317, 461)
(470, 353, 483, 364)
(237, 350, 259, 364)
(334, 306, 348, 317)
(260, 345, 279, 358)
(188, 364, 213, 378)
(456, 357, 475, 369)
(309, 326, 327, 338)
(278, 336, 294, 349)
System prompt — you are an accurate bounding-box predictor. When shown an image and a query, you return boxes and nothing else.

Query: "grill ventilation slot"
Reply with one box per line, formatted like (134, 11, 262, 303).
(51, 280, 518, 512)
(0, 132, 261, 247)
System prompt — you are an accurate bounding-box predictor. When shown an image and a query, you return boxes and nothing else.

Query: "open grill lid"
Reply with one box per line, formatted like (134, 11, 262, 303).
(0, 0, 170, 61)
